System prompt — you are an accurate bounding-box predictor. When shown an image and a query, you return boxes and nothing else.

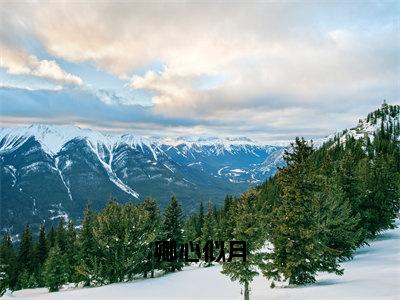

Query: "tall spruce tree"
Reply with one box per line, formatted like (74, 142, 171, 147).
(35, 224, 48, 268)
(43, 245, 68, 292)
(91, 201, 152, 283)
(56, 219, 67, 253)
(65, 221, 78, 282)
(34, 224, 48, 286)
(222, 189, 267, 300)
(265, 138, 343, 285)
(76, 204, 97, 286)
(201, 202, 217, 266)
(161, 195, 184, 272)
(17, 224, 34, 288)
(141, 197, 161, 278)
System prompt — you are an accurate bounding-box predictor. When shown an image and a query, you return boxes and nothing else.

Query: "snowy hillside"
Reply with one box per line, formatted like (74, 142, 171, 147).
(3, 221, 399, 300)
(319, 102, 400, 146)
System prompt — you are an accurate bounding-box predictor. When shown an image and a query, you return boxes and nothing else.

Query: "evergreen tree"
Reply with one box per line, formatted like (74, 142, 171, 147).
(65, 221, 78, 282)
(76, 204, 97, 286)
(356, 154, 400, 237)
(56, 219, 67, 253)
(314, 174, 363, 261)
(183, 216, 198, 245)
(34, 224, 48, 286)
(221, 195, 237, 241)
(141, 197, 161, 278)
(0, 233, 17, 292)
(35, 224, 48, 268)
(17, 224, 34, 288)
(222, 189, 267, 300)
(91, 201, 152, 283)
(201, 202, 217, 266)
(265, 138, 342, 285)
(43, 245, 68, 292)
(161, 195, 184, 272)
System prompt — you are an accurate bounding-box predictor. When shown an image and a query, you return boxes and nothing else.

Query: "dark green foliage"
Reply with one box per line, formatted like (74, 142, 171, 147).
(76, 204, 97, 286)
(0, 233, 17, 293)
(265, 138, 332, 285)
(222, 189, 267, 300)
(43, 245, 68, 292)
(65, 221, 78, 282)
(202, 202, 216, 243)
(141, 197, 161, 278)
(33, 224, 48, 286)
(161, 195, 184, 272)
(196, 202, 205, 240)
(35, 224, 48, 268)
(17, 224, 34, 287)
(91, 201, 152, 283)
(56, 219, 67, 253)
(201, 202, 217, 266)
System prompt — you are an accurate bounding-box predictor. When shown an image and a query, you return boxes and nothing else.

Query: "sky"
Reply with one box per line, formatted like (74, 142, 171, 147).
(0, 1, 399, 142)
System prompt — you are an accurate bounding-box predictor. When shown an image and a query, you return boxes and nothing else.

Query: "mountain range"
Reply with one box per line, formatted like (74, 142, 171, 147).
(0, 125, 285, 234)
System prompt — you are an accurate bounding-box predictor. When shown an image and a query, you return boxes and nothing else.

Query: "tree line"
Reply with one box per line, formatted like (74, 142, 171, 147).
(1, 103, 399, 300)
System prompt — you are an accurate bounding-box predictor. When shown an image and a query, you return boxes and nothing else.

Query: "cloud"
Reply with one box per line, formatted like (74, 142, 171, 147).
(0, 46, 83, 86)
(1, 1, 399, 140)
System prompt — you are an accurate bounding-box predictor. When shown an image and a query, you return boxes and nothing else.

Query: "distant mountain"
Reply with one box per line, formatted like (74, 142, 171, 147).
(0, 125, 284, 234)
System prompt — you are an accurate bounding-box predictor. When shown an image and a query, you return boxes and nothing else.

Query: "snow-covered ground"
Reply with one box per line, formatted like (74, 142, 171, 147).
(3, 222, 400, 300)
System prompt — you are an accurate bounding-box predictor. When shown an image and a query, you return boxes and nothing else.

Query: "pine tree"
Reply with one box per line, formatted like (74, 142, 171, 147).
(17, 224, 34, 288)
(141, 197, 161, 278)
(222, 189, 267, 300)
(34, 224, 48, 286)
(201, 202, 217, 266)
(65, 221, 78, 282)
(76, 204, 97, 286)
(91, 201, 152, 283)
(314, 173, 363, 261)
(356, 154, 400, 237)
(0, 233, 17, 292)
(221, 195, 236, 240)
(43, 245, 68, 292)
(56, 219, 67, 253)
(265, 138, 340, 285)
(35, 225, 47, 267)
(183, 216, 198, 245)
(161, 195, 184, 272)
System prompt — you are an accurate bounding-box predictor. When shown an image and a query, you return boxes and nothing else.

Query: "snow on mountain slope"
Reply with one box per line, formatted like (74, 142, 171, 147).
(0, 124, 286, 234)
(4, 221, 399, 300)
(0, 124, 280, 157)
(0, 124, 111, 155)
(316, 103, 400, 147)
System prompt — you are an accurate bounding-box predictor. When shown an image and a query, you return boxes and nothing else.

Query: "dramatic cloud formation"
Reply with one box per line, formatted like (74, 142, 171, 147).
(0, 46, 83, 86)
(0, 1, 399, 140)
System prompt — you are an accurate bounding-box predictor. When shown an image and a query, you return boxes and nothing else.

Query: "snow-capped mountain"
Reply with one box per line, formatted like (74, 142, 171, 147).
(0, 124, 284, 234)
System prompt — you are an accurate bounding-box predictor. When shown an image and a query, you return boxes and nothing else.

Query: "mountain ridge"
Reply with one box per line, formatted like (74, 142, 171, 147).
(0, 124, 285, 234)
